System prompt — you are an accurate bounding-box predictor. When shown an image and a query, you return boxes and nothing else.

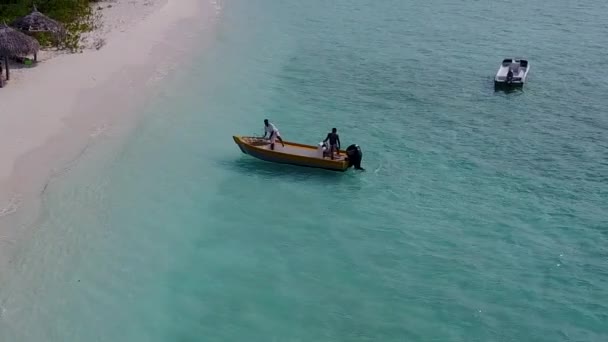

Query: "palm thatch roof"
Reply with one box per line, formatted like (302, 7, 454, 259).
(0, 24, 40, 57)
(11, 7, 66, 35)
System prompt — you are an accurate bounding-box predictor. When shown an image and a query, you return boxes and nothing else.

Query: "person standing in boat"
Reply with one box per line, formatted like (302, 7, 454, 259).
(323, 128, 341, 160)
(506, 69, 514, 84)
(263, 119, 284, 150)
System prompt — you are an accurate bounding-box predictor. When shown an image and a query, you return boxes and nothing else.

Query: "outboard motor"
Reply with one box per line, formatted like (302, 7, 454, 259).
(346, 144, 364, 170)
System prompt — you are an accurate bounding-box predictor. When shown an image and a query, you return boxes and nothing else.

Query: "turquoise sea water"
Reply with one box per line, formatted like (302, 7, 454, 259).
(1, 0, 608, 340)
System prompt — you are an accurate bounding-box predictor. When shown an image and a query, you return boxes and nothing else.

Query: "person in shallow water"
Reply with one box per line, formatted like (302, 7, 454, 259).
(323, 127, 341, 159)
(263, 119, 284, 150)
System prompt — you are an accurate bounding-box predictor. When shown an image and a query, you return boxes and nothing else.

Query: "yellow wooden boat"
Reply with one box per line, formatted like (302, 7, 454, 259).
(233, 136, 363, 171)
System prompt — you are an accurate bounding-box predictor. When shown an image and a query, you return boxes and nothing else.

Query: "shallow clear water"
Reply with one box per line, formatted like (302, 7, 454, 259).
(1, 0, 608, 341)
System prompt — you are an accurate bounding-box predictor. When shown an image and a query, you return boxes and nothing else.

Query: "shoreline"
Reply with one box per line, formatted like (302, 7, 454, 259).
(0, 0, 213, 268)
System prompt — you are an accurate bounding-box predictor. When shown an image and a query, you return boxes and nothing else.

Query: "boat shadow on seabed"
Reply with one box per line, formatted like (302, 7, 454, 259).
(223, 157, 348, 183)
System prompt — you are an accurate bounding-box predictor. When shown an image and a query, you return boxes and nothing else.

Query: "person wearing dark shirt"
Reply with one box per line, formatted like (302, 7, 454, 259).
(323, 128, 341, 160)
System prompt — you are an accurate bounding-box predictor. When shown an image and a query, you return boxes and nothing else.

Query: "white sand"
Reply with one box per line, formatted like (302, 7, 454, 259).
(0, 0, 213, 253)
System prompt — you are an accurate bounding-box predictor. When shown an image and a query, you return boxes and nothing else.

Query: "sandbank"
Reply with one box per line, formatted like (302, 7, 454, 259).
(0, 0, 214, 265)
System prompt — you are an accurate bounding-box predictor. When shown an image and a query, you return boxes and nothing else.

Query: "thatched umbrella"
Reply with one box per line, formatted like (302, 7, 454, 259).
(0, 23, 40, 81)
(11, 6, 66, 36)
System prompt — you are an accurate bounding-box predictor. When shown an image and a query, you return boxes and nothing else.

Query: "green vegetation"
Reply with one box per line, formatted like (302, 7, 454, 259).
(0, 0, 102, 51)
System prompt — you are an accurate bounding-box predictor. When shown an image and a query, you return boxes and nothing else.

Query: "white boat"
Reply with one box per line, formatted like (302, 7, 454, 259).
(494, 58, 529, 88)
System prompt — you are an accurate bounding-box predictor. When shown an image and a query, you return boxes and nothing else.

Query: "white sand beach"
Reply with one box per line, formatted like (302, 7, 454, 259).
(0, 0, 212, 259)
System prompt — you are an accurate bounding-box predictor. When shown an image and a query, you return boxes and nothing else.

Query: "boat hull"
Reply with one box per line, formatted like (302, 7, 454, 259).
(494, 80, 525, 89)
(233, 136, 350, 172)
